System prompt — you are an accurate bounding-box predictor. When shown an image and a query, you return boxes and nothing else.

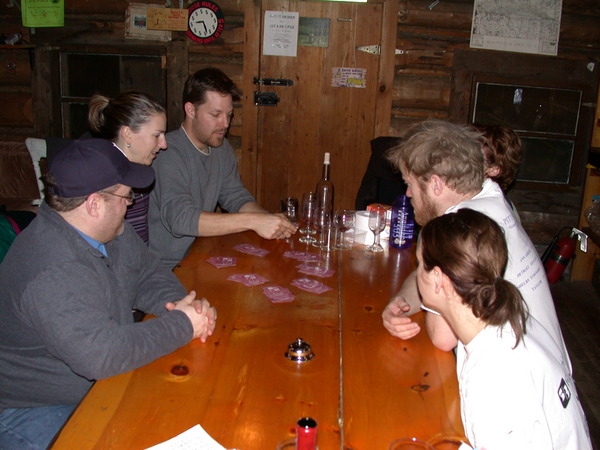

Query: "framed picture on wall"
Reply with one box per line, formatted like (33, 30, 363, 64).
(125, 3, 172, 42)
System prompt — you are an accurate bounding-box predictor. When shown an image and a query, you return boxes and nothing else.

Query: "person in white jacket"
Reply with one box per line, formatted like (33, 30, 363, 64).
(416, 208, 591, 450)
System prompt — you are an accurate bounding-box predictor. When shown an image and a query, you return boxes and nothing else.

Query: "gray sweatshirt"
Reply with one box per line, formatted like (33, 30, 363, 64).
(0, 203, 192, 407)
(148, 128, 255, 267)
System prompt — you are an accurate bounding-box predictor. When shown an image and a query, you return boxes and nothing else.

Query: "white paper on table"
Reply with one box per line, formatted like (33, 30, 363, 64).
(145, 424, 227, 450)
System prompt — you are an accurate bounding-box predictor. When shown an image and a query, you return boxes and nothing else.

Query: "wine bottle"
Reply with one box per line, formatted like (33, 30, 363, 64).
(316, 152, 334, 212)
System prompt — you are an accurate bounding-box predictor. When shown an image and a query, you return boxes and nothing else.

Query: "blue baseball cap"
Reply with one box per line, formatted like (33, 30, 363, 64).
(47, 138, 155, 198)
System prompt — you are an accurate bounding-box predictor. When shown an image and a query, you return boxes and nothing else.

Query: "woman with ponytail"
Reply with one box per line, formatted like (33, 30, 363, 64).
(88, 91, 167, 244)
(417, 208, 591, 449)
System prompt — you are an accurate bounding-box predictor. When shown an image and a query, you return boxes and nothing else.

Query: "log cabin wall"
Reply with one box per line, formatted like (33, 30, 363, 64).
(390, 0, 600, 248)
(1, 0, 599, 248)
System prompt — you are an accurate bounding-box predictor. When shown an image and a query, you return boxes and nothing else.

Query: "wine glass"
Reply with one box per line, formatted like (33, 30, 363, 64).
(367, 209, 386, 252)
(312, 206, 331, 249)
(299, 192, 317, 244)
(333, 209, 356, 250)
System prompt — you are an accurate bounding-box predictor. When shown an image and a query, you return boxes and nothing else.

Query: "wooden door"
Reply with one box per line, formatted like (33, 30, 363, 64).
(241, 0, 397, 212)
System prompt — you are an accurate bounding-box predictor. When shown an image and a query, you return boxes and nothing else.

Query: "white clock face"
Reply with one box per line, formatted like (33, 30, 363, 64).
(189, 8, 218, 38)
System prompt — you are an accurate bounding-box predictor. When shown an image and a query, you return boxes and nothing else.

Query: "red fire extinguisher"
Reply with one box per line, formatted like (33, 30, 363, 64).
(542, 227, 588, 283)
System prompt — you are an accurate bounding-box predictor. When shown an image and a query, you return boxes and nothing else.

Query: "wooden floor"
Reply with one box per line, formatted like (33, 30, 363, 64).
(551, 280, 600, 450)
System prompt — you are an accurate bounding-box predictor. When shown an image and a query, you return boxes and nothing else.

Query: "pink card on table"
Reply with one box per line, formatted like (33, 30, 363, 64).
(206, 256, 237, 268)
(291, 277, 332, 294)
(296, 263, 335, 278)
(227, 273, 269, 287)
(263, 286, 295, 303)
(234, 244, 270, 257)
(283, 251, 321, 262)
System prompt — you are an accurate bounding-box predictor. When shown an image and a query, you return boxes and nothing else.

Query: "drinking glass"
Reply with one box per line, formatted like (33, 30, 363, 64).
(367, 209, 386, 252)
(333, 209, 356, 250)
(389, 438, 434, 450)
(280, 196, 299, 224)
(312, 206, 331, 249)
(427, 434, 471, 449)
(299, 192, 317, 244)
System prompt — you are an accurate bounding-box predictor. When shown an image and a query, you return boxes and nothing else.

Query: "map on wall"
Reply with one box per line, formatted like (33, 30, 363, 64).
(470, 0, 563, 56)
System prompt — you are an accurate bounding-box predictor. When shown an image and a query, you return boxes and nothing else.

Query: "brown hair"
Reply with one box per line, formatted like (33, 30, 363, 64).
(43, 173, 87, 212)
(182, 68, 241, 108)
(43, 174, 120, 213)
(88, 91, 165, 140)
(420, 208, 528, 347)
(387, 120, 485, 195)
(476, 124, 523, 191)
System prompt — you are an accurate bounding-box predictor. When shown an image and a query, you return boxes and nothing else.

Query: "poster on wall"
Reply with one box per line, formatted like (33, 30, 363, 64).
(263, 11, 299, 57)
(470, 0, 562, 56)
(21, 0, 64, 27)
(298, 17, 329, 48)
(331, 67, 367, 88)
(125, 3, 172, 41)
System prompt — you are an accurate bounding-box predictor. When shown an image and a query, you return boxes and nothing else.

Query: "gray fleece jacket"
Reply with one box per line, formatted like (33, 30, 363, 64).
(0, 203, 192, 408)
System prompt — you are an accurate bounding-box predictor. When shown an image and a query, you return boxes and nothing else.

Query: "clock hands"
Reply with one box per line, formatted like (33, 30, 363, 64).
(194, 20, 208, 34)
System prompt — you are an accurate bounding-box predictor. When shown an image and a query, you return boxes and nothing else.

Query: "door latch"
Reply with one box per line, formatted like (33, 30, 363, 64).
(253, 77, 293, 86)
(254, 91, 280, 106)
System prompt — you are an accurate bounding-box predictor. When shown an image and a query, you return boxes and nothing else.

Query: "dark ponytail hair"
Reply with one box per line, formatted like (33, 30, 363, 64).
(420, 208, 528, 347)
(88, 91, 165, 140)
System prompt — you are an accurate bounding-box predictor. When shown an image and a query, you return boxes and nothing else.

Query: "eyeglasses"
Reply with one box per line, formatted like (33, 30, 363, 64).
(100, 190, 144, 204)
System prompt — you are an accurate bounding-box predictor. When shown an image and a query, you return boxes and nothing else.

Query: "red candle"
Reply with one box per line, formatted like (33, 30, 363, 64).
(296, 417, 317, 450)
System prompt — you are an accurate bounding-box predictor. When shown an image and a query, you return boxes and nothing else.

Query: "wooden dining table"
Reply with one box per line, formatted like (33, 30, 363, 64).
(52, 231, 465, 449)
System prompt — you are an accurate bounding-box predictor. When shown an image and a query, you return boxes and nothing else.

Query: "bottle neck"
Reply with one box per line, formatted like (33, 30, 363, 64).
(322, 163, 330, 181)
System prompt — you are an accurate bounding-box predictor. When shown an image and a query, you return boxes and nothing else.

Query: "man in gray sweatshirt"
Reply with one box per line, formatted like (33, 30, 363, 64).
(0, 138, 217, 449)
(148, 68, 297, 268)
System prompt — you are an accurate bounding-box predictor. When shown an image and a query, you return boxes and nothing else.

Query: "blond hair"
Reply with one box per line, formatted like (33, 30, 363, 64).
(387, 120, 485, 194)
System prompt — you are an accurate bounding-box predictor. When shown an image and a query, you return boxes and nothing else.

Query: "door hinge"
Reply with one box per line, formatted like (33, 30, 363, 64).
(356, 45, 404, 55)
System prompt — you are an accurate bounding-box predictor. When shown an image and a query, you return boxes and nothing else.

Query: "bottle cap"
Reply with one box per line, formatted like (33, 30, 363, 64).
(323, 152, 330, 164)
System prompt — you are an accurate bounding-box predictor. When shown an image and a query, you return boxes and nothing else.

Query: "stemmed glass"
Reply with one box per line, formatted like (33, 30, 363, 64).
(333, 209, 356, 250)
(299, 192, 317, 244)
(367, 209, 386, 252)
(312, 206, 331, 249)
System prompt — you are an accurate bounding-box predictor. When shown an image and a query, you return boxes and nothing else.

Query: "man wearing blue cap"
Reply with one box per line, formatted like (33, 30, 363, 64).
(0, 139, 217, 449)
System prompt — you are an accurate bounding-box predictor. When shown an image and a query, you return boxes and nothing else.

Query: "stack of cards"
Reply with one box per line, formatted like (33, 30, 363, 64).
(206, 256, 237, 268)
(296, 263, 335, 278)
(291, 277, 332, 294)
(234, 244, 270, 257)
(262, 286, 295, 303)
(227, 273, 269, 287)
(283, 250, 321, 262)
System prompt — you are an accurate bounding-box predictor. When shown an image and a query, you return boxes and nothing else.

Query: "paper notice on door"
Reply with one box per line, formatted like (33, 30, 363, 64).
(263, 11, 299, 57)
(145, 424, 227, 450)
(331, 67, 367, 88)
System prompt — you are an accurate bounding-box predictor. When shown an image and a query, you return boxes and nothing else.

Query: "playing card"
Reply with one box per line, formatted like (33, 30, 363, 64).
(206, 256, 237, 268)
(283, 251, 321, 262)
(263, 285, 295, 303)
(227, 273, 269, 287)
(291, 277, 332, 294)
(296, 263, 335, 278)
(234, 244, 270, 257)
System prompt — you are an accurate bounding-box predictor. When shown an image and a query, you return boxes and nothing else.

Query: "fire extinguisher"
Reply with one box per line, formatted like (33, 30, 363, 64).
(542, 227, 588, 283)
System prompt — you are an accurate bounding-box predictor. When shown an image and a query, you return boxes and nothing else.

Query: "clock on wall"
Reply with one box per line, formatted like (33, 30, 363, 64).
(187, 1, 225, 44)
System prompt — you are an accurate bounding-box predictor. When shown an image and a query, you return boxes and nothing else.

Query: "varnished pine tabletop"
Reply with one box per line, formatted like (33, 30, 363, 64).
(52, 232, 464, 449)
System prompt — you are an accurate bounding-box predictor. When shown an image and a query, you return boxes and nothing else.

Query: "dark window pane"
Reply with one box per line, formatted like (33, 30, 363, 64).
(64, 54, 120, 97)
(517, 137, 574, 184)
(473, 83, 581, 135)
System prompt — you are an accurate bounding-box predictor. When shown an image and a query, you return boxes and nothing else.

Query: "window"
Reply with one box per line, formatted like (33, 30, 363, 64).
(472, 82, 582, 185)
(59, 52, 166, 138)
